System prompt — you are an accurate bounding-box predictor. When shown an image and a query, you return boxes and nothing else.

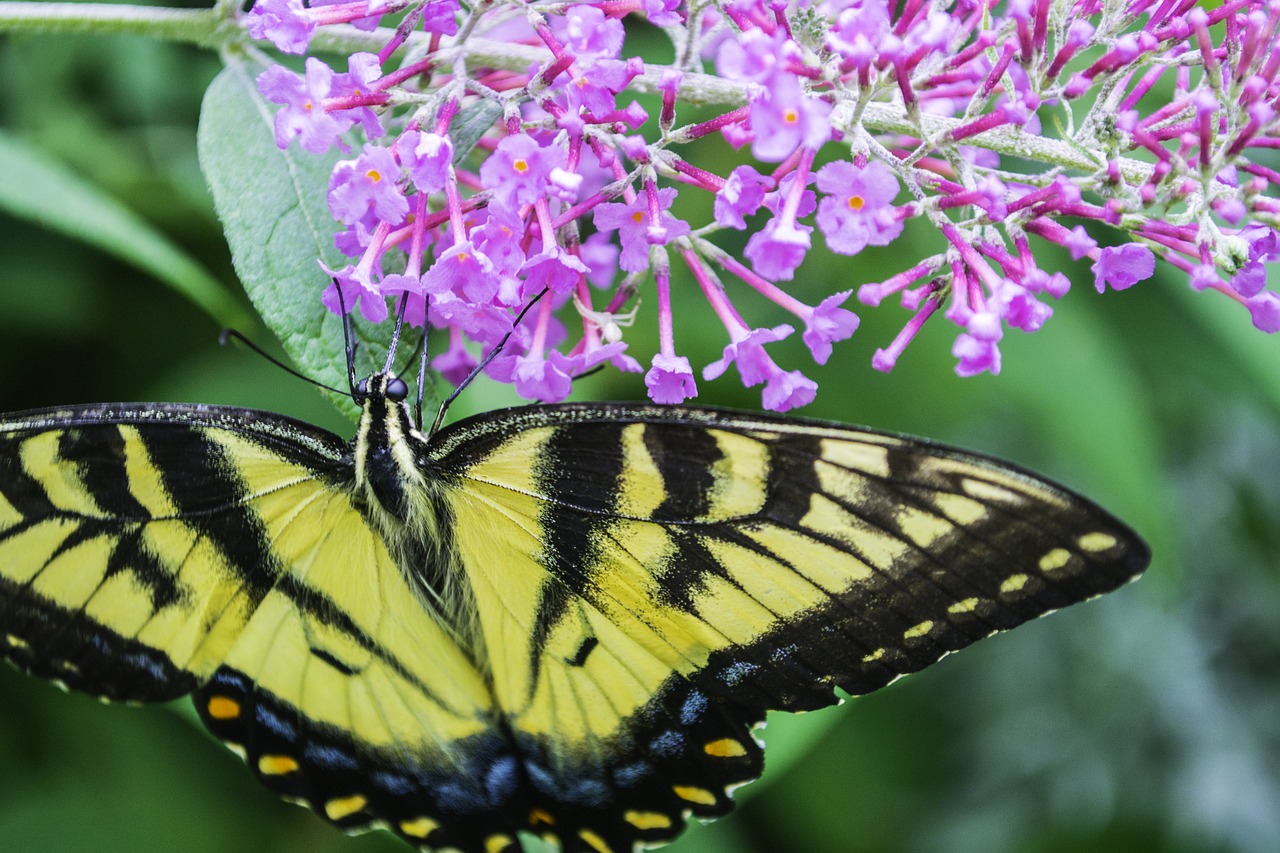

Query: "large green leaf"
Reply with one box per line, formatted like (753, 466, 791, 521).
(197, 48, 393, 420)
(0, 128, 244, 328)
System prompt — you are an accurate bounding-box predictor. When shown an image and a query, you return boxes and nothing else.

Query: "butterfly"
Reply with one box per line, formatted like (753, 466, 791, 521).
(0, 362, 1149, 852)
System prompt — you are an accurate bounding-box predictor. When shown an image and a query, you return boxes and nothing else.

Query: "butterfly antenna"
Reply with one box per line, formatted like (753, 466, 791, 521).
(382, 294, 410, 374)
(414, 330, 430, 428)
(428, 287, 549, 436)
(219, 329, 350, 397)
(334, 280, 361, 397)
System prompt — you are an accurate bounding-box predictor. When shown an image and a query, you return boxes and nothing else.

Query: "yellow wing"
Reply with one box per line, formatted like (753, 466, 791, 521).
(430, 403, 1150, 852)
(0, 404, 519, 852)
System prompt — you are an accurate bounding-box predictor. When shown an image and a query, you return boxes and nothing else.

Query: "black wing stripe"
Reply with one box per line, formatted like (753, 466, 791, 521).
(147, 424, 279, 603)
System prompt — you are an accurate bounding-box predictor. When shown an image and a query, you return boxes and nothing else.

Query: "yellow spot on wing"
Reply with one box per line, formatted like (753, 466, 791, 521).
(1000, 573, 1029, 593)
(579, 829, 613, 853)
(1039, 547, 1072, 571)
(4, 634, 28, 650)
(616, 423, 667, 518)
(206, 696, 240, 720)
(0, 517, 76, 585)
(894, 505, 951, 547)
(30, 535, 112, 609)
(904, 620, 934, 639)
(930, 491, 988, 525)
(801, 491, 908, 570)
(529, 808, 555, 826)
(625, 810, 673, 830)
(948, 597, 980, 614)
(257, 754, 299, 775)
(862, 648, 885, 663)
(1078, 531, 1118, 552)
(673, 785, 718, 806)
(119, 426, 178, 517)
(485, 834, 515, 853)
(819, 438, 891, 477)
(324, 794, 368, 821)
(960, 477, 1023, 506)
(0, 486, 21, 529)
(20, 432, 102, 516)
(399, 816, 439, 838)
(83, 571, 155, 637)
(704, 737, 748, 758)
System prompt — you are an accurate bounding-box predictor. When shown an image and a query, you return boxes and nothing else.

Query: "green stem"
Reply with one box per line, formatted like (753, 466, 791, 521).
(0, 2, 229, 48)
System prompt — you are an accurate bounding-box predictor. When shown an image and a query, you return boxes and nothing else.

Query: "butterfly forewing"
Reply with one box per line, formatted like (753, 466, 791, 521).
(0, 395, 1149, 853)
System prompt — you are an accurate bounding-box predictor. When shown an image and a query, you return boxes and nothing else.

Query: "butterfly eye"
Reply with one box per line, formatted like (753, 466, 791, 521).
(385, 377, 409, 401)
(355, 378, 369, 397)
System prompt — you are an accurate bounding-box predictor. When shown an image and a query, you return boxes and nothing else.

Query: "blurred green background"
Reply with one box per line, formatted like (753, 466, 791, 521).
(2, 12, 1280, 853)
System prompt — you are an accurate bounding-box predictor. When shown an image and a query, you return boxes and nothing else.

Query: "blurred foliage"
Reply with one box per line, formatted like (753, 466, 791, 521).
(2, 21, 1279, 853)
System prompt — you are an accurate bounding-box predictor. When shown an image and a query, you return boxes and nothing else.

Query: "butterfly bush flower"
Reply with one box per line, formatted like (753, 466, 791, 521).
(249, 0, 1280, 409)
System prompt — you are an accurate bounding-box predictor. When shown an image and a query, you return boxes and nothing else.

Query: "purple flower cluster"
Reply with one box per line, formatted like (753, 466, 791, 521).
(250, 0, 1280, 410)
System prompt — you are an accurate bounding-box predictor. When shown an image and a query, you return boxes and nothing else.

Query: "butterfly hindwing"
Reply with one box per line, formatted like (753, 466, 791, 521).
(431, 403, 1149, 851)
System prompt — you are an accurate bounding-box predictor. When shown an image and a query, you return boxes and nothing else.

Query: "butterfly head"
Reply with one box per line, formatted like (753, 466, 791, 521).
(353, 373, 410, 405)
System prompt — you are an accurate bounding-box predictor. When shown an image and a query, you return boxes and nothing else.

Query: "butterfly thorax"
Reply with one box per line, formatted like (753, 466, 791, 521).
(350, 374, 477, 637)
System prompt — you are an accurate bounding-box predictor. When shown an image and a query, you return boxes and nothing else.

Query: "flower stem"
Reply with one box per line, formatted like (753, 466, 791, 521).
(0, 2, 226, 48)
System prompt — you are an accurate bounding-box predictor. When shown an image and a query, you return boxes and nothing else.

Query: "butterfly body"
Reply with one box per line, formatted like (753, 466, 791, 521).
(0, 376, 1149, 852)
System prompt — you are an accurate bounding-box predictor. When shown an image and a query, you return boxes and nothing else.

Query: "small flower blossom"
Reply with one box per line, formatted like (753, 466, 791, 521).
(715, 165, 771, 230)
(763, 368, 817, 412)
(744, 218, 812, 281)
(802, 291, 859, 364)
(1093, 244, 1156, 293)
(815, 160, 903, 255)
(510, 350, 576, 403)
(258, 59, 351, 153)
(420, 0, 460, 36)
(478, 135, 564, 213)
(594, 188, 690, 272)
(704, 324, 794, 387)
(646, 353, 697, 404)
(245, 0, 314, 54)
(432, 328, 479, 385)
(520, 248, 589, 297)
(423, 241, 496, 302)
(400, 130, 454, 194)
(750, 74, 833, 163)
(328, 144, 409, 226)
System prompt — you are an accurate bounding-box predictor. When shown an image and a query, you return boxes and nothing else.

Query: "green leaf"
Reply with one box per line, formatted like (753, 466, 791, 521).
(0, 128, 245, 328)
(451, 99, 504, 163)
(197, 48, 392, 420)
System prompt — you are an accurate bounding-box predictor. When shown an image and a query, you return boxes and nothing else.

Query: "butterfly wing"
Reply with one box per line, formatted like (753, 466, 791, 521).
(0, 405, 520, 852)
(430, 403, 1150, 852)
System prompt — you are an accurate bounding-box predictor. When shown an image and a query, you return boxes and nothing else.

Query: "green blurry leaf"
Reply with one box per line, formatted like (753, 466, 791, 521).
(1174, 283, 1280, 415)
(0, 128, 244, 328)
(1000, 300, 1178, 580)
(198, 48, 391, 421)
